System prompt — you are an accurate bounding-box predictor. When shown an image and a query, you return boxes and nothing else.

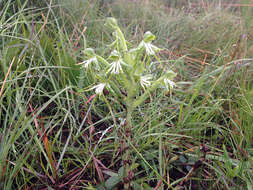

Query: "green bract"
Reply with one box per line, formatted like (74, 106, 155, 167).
(105, 17, 118, 29)
(143, 31, 156, 43)
(83, 48, 96, 57)
(109, 50, 121, 61)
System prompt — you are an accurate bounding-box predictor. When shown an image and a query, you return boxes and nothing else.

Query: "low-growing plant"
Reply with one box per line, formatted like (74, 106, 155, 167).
(77, 17, 176, 189)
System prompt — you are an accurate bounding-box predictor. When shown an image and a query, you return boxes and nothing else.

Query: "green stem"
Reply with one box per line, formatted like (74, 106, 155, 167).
(116, 27, 128, 52)
(132, 77, 163, 109)
(115, 26, 132, 67)
(123, 104, 133, 189)
(95, 54, 110, 66)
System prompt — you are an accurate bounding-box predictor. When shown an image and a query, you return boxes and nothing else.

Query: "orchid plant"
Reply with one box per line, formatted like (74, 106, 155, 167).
(78, 18, 176, 189)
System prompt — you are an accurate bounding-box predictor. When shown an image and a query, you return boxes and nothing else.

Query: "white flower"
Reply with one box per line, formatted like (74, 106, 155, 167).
(141, 41, 161, 56)
(77, 57, 98, 68)
(164, 78, 176, 90)
(140, 75, 152, 89)
(90, 83, 106, 95)
(107, 59, 124, 74)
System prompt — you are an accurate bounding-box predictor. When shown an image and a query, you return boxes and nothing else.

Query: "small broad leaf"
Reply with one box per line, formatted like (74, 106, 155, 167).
(131, 181, 142, 190)
(118, 166, 124, 178)
(105, 176, 120, 189)
(223, 144, 232, 170)
(96, 185, 104, 190)
(103, 170, 119, 177)
(231, 165, 239, 177)
(186, 165, 192, 172)
(142, 183, 153, 189)
(130, 163, 140, 170)
(179, 155, 187, 163)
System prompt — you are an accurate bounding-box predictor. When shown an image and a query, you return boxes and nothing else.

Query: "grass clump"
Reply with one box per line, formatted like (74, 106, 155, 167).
(0, 0, 253, 189)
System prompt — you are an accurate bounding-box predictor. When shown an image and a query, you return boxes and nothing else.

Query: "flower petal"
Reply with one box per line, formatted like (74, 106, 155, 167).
(140, 75, 152, 89)
(77, 57, 98, 68)
(107, 59, 124, 74)
(164, 78, 176, 90)
(90, 83, 106, 95)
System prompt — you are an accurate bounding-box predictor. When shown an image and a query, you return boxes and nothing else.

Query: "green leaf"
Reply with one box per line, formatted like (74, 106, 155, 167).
(131, 181, 142, 190)
(118, 166, 124, 178)
(96, 184, 106, 190)
(179, 155, 187, 163)
(130, 163, 139, 170)
(142, 183, 153, 189)
(231, 165, 239, 177)
(103, 170, 119, 177)
(105, 176, 120, 189)
(223, 144, 231, 168)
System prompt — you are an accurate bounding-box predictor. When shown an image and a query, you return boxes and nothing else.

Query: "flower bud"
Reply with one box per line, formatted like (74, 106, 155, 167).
(105, 17, 118, 29)
(143, 31, 156, 43)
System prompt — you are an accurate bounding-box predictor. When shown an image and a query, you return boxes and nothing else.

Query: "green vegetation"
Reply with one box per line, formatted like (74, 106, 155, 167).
(0, 0, 253, 189)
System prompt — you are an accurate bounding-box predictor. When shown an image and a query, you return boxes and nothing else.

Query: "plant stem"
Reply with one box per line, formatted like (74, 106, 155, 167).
(123, 105, 133, 189)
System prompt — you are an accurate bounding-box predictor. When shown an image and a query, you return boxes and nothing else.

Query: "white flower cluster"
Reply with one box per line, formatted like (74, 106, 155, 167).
(77, 26, 176, 96)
